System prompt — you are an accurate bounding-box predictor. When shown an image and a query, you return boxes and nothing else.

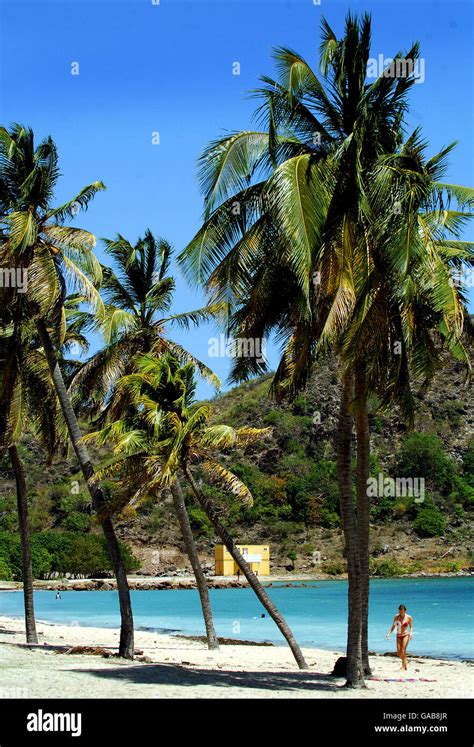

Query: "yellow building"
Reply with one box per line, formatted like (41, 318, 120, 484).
(215, 544, 270, 576)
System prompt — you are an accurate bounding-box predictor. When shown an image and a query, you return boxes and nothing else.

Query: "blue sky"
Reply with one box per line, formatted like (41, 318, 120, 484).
(1, 0, 473, 398)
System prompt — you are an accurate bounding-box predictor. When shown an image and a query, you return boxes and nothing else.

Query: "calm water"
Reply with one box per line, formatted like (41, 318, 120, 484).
(1, 577, 473, 660)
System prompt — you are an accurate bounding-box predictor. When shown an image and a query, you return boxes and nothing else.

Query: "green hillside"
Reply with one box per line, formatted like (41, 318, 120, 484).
(1, 353, 472, 579)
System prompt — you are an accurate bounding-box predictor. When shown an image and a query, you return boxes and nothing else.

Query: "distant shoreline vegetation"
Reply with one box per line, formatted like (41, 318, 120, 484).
(0, 531, 139, 582)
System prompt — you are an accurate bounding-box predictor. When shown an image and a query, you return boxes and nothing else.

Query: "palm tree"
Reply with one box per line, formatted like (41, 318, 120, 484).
(0, 294, 104, 644)
(0, 124, 135, 658)
(0, 314, 65, 644)
(85, 354, 308, 669)
(178, 12, 412, 686)
(179, 14, 473, 685)
(70, 231, 222, 649)
(168, 478, 219, 650)
(69, 230, 220, 417)
(336, 129, 473, 675)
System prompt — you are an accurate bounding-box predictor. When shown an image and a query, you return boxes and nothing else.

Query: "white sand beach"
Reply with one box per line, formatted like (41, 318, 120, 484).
(0, 615, 472, 699)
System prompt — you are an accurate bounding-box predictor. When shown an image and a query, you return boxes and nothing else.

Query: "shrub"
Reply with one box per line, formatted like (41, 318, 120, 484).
(450, 475, 474, 506)
(230, 464, 292, 522)
(33, 532, 73, 576)
(443, 561, 461, 572)
(6, 537, 52, 580)
(292, 394, 309, 416)
(29, 491, 53, 531)
(0, 532, 22, 578)
(0, 495, 17, 532)
(66, 535, 110, 577)
(320, 509, 340, 528)
(394, 433, 456, 494)
(30, 545, 53, 579)
(321, 559, 346, 575)
(63, 511, 89, 533)
(370, 557, 407, 577)
(462, 441, 474, 487)
(263, 410, 282, 426)
(392, 500, 413, 517)
(118, 540, 140, 574)
(286, 550, 297, 567)
(117, 506, 138, 523)
(451, 503, 466, 522)
(414, 507, 446, 537)
(186, 506, 213, 537)
(66, 534, 139, 577)
(370, 493, 395, 521)
(0, 557, 12, 580)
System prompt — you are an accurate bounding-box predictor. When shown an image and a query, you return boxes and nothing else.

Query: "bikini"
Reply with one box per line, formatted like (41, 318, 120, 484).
(396, 614, 411, 637)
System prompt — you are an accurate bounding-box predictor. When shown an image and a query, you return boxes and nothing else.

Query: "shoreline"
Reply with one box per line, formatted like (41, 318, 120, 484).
(2, 612, 472, 664)
(0, 614, 472, 699)
(0, 570, 472, 593)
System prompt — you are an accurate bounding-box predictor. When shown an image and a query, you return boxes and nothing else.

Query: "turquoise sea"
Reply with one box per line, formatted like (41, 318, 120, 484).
(1, 577, 473, 660)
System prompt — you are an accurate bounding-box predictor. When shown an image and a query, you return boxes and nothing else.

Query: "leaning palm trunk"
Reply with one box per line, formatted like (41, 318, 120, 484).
(355, 367, 371, 676)
(170, 479, 219, 650)
(337, 370, 365, 688)
(8, 444, 38, 645)
(183, 464, 308, 670)
(35, 318, 134, 659)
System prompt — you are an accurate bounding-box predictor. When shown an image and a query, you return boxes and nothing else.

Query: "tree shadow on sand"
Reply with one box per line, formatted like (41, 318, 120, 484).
(73, 662, 344, 693)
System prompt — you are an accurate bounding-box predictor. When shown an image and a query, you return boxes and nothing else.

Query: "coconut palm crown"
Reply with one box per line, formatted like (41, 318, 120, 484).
(84, 354, 268, 511)
(70, 231, 222, 418)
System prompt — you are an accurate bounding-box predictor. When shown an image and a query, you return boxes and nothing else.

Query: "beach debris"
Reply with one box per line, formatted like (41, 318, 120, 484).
(175, 634, 273, 646)
(65, 646, 113, 658)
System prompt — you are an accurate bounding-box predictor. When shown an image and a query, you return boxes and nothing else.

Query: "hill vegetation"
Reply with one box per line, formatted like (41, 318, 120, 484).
(1, 355, 472, 580)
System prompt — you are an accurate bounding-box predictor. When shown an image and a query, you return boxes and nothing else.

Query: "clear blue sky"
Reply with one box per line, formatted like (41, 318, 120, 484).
(1, 0, 473, 398)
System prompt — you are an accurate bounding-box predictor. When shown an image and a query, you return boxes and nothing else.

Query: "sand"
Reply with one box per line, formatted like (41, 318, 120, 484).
(0, 615, 472, 699)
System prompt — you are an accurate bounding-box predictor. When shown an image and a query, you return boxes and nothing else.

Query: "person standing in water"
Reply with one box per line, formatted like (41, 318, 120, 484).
(386, 604, 413, 671)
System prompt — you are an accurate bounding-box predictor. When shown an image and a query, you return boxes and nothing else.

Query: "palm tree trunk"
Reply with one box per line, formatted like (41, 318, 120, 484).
(355, 366, 371, 676)
(35, 318, 134, 659)
(170, 479, 219, 650)
(183, 463, 308, 670)
(8, 444, 38, 645)
(336, 369, 365, 688)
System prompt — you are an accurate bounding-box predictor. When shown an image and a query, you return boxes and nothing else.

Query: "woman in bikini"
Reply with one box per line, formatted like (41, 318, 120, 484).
(386, 604, 413, 671)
